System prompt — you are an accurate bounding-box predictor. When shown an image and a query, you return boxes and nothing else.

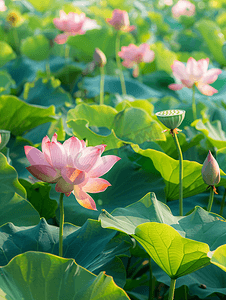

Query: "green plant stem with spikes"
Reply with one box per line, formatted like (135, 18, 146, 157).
(115, 31, 126, 95)
(172, 130, 183, 216)
(220, 188, 226, 216)
(59, 193, 64, 257)
(100, 66, 105, 105)
(207, 186, 214, 212)
(192, 85, 196, 121)
(168, 278, 176, 300)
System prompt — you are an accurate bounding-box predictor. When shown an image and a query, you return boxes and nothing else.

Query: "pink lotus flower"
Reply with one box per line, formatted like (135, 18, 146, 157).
(53, 10, 99, 44)
(0, 0, 6, 12)
(106, 9, 135, 32)
(24, 133, 120, 210)
(164, 0, 173, 5)
(118, 43, 155, 77)
(172, 0, 195, 18)
(168, 57, 222, 96)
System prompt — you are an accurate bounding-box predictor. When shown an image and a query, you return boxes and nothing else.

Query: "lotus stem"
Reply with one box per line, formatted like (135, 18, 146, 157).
(59, 192, 64, 257)
(172, 130, 184, 216)
(220, 188, 226, 216)
(149, 257, 154, 300)
(116, 31, 126, 95)
(207, 186, 214, 212)
(192, 85, 196, 121)
(168, 278, 176, 300)
(46, 61, 51, 80)
(100, 66, 105, 105)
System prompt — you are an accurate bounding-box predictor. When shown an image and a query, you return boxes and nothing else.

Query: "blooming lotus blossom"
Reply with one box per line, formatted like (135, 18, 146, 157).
(0, 0, 6, 12)
(172, 0, 195, 18)
(202, 150, 220, 192)
(118, 43, 155, 77)
(168, 57, 222, 96)
(53, 10, 99, 44)
(24, 133, 120, 210)
(106, 9, 135, 32)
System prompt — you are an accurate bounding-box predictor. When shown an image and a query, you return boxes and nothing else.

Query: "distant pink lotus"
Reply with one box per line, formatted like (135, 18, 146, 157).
(0, 0, 6, 11)
(168, 57, 222, 96)
(24, 133, 120, 210)
(118, 43, 155, 77)
(172, 0, 195, 18)
(53, 10, 99, 44)
(106, 9, 135, 32)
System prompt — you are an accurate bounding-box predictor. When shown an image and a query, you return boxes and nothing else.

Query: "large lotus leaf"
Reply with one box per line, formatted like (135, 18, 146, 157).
(0, 41, 16, 67)
(26, 0, 55, 12)
(152, 257, 226, 299)
(192, 119, 226, 149)
(0, 252, 130, 300)
(0, 218, 132, 287)
(210, 244, 226, 272)
(115, 99, 154, 116)
(0, 95, 55, 136)
(0, 70, 15, 95)
(132, 144, 226, 200)
(217, 147, 226, 173)
(55, 146, 165, 226)
(142, 71, 176, 97)
(23, 77, 72, 107)
(67, 103, 165, 144)
(19, 179, 58, 220)
(67, 103, 118, 129)
(0, 153, 40, 226)
(67, 119, 123, 151)
(82, 75, 163, 98)
(99, 192, 181, 235)
(21, 34, 50, 61)
(68, 27, 135, 61)
(196, 20, 226, 66)
(112, 107, 165, 144)
(134, 222, 210, 279)
(99, 191, 226, 248)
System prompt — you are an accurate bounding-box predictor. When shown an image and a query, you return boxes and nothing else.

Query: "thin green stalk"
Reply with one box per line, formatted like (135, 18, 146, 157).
(207, 186, 214, 212)
(172, 131, 183, 216)
(115, 31, 126, 95)
(149, 257, 154, 300)
(220, 188, 226, 216)
(192, 85, 196, 121)
(65, 44, 70, 86)
(46, 61, 51, 80)
(168, 278, 176, 300)
(13, 28, 20, 54)
(59, 193, 64, 257)
(100, 66, 105, 105)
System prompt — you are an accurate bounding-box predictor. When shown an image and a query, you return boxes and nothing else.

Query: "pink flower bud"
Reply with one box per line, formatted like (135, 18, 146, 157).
(93, 48, 107, 67)
(202, 151, 220, 186)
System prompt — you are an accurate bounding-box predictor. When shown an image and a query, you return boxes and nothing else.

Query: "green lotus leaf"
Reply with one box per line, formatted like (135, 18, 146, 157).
(0, 41, 16, 68)
(21, 34, 50, 61)
(210, 244, 226, 272)
(134, 222, 210, 279)
(0, 153, 40, 226)
(192, 119, 226, 150)
(0, 252, 130, 299)
(0, 95, 55, 136)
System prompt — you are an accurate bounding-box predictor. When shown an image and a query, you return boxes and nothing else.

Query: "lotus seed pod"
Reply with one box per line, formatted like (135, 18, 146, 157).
(155, 109, 186, 129)
(93, 48, 107, 67)
(0, 130, 10, 150)
(202, 150, 220, 186)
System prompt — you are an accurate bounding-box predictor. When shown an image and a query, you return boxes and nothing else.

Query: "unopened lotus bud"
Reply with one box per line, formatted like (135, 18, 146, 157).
(202, 151, 220, 186)
(155, 109, 185, 129)
(0, 130, 10, 150)
(93, 48, 107, 67)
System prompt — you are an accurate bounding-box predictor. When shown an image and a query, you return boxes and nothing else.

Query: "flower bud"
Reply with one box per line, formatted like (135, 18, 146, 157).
(93, 48, 107, 67)
(0, 130, 10, 150)
(155, 109, 185, 129)
(202, 150, 220, 186)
